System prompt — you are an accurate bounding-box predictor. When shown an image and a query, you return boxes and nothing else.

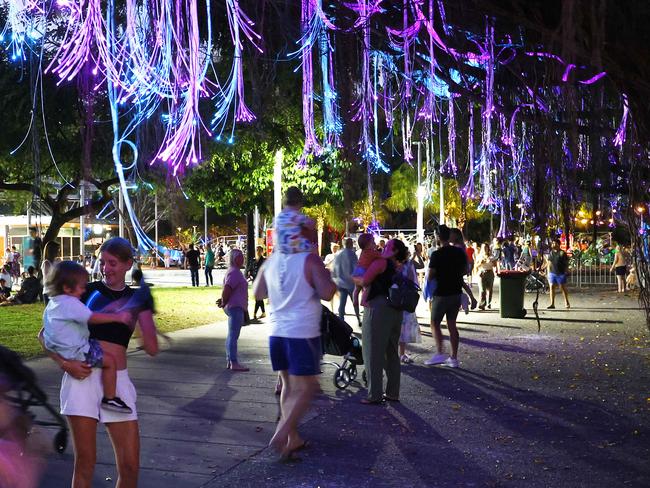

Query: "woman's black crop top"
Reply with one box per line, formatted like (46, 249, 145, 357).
(81, 281, 135, 348)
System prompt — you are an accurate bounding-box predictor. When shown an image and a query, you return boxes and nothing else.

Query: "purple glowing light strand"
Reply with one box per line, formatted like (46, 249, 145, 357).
(154, 0, 209, 173)
(417, 0, 437, 122)
(479, 20, 495, 209)
(320, 31, 342, 148)
(613, 94, 629, 148)
(350, 0, 388, 173)
(461, 102, 475, 199)
(447, 96, 457, 176)
(578, 71, 607, 85)
(211, 0, 262, 137)
(297, 0, 323, 167)
(45, 0, 122, 85)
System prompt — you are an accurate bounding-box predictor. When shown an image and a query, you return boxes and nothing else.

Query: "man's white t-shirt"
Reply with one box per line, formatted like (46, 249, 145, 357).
(43, 294, 94, 361)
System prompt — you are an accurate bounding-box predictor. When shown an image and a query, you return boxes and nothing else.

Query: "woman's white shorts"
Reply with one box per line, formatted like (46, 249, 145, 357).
(60, 368, 138, 423)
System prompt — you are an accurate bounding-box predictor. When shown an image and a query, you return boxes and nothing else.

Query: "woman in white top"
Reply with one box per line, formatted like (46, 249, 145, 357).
(476, 243, 496, 310)
(253, 245, 336, 461)
(41, 241, 61, 304)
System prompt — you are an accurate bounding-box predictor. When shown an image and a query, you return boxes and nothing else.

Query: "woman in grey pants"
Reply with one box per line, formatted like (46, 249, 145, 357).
(354, 239, 408, 404)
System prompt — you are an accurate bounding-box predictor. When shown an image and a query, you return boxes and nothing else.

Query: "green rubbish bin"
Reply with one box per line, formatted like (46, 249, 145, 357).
(498, 270, 529, 318)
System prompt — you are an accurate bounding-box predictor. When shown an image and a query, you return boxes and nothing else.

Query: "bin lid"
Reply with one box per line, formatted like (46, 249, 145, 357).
(497, 270, 530, 278)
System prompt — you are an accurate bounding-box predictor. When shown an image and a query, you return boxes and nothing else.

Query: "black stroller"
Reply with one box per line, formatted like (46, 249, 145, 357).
(0, 345, 68, 453)
(525, 270, 549, 293)
(320, 307, 364, 390)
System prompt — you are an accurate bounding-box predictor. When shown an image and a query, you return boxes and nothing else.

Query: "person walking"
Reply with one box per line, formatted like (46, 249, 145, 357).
(252, 236, 336, 460)
(39, 237, 159, 488)
(610, 243, 629, 293)
(204, 243, 215, 287)
(546, 239, 571, 309)
(354, 239, 407, 404)
(217, 249, 249, 371)
(331, 238, 358, 322)
(248, 246, 267, 319)
(186, 243, 201, 287)
(425, 225, 477, 368)
(475, 243, 496, 310)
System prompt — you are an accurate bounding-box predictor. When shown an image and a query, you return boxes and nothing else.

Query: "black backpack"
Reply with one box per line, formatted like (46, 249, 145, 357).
(388, 274, 421, 313)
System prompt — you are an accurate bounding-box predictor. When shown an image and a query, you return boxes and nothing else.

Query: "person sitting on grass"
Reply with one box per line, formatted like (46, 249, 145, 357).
(42, 261, 135, 413)
(0, 266, 41, 306)
(0, 278, 11, 302)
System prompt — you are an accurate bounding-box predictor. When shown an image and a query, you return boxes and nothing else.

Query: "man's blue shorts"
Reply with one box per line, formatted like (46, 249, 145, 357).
(269, 336, 321, 376)
(548, 272, 567, 285)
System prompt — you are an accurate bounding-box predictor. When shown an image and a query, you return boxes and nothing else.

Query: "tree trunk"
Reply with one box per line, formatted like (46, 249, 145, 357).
(246, 209, 255, 272)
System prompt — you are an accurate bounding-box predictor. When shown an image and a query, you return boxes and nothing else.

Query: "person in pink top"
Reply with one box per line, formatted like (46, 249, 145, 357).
(217, 249, 249, 371)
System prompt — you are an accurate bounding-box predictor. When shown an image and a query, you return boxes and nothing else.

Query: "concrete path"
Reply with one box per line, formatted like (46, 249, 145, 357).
(25, 288, 650, 487)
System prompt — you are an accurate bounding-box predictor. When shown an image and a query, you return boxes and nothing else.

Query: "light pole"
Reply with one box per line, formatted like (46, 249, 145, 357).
(274, 149, 284, 218)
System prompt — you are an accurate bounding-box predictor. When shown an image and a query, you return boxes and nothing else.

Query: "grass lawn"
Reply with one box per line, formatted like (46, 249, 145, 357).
(0, 287, 225, 359)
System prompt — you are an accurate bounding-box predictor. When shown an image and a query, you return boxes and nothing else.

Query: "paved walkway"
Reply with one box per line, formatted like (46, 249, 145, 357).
(26, 288, 650, 487)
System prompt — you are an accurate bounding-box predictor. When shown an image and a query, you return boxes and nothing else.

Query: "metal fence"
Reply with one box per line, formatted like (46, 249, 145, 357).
(568, 260, 617, 287)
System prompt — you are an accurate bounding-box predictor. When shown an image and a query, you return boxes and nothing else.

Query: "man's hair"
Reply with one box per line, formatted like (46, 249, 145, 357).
(0, 278, 5, 284)
(449, 228, 464, 244)
(283, 186, 304, 207)
(189, 243, 194, 249)
(344, 238, 354, 249)
(438, 225, 451, 242)
(553, 238, 561, 246)
(46, 261, 88, 297)
(29, 226, 37, 233)
(27, 266, 35, 276)
(358, 233, 373, 250)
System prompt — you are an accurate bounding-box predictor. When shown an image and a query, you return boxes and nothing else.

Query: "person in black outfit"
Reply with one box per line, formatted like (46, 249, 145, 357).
(424, 226, 477, 368)
(247, 246, 266, 319)
(0, 266, 41, 306)
(0, 277, 11, 302)
(185, 243, 201, 287)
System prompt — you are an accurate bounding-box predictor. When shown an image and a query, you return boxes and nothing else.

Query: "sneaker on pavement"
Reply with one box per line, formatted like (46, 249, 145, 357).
(102, 397, 133, 414)
(424, 353, 447, 366)
(442, 357, 459, 368)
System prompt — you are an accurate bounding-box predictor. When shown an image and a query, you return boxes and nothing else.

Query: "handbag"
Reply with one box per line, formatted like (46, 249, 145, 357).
(388, 275, 421, 313)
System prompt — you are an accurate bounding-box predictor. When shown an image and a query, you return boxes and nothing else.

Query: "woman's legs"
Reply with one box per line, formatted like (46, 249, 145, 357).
(105, 420, 140, 488)
(384, 311, 402, 399)
(254, 299, 265, 317)
(67, 415, 98, 488)
(226, 308, 247, 369)
(362, 306, 391, 402)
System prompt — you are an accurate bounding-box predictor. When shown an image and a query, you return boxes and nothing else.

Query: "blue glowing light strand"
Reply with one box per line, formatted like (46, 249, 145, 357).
(211, 0, 262, 141)
(318, 21, 342, 148)
(348, 0, 389, 174)
(105, 0, 154, 254)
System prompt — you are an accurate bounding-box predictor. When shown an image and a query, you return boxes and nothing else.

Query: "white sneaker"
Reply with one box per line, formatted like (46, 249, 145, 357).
(424, 353, 447, 366)
(442, 357, 459, 368)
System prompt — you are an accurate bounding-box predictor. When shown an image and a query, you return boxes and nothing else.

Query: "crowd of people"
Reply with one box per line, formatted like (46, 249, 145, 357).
(2, 198, 642, 485)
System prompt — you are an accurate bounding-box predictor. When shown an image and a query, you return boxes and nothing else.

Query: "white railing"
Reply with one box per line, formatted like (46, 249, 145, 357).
(569, 260, 617, 287)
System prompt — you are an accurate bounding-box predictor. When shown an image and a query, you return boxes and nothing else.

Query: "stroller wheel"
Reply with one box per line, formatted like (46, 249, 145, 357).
(333, 368, 351, 390)
(361, 369, 367, 386)
(54, 429, 67, 453)
(347, 364, 357, 381)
